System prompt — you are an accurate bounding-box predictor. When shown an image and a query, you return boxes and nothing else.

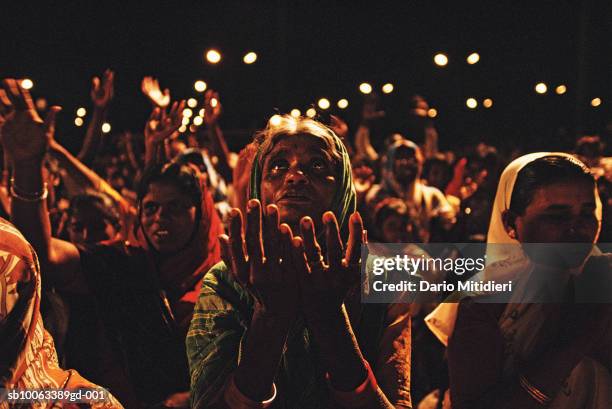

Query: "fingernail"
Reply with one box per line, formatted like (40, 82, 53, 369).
(301, 217, 312, 228)
(248, 199, 259, 209)
(323, 211, 335, 224)
(280, 224, 289, 234)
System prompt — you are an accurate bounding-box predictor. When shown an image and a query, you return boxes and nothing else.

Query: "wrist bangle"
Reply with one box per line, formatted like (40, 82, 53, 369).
(519, 374, 551, 405)
(224, 374, 277, 409)
(326, 360, 379, 408)
(10, 179, 49, 202)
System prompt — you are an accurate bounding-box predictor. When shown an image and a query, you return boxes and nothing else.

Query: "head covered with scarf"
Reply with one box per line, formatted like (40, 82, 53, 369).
(135, 162, 223, 310)
(0, 218, 123, 407)
(426, 152, 603, 346)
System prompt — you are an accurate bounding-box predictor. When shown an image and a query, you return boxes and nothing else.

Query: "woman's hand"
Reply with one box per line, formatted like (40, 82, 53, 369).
(0, 79, 61, 165)
(202, 90, 222, 127)
(219, 199, 298, 321)
(292, 211, 365, 325)
(144, 100, 185, 147)
(90, 69, 114, 110)
(141, 76, 171, 108)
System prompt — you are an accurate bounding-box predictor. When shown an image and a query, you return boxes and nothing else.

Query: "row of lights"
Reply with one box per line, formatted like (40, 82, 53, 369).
(13, 80, 604, 131)
(434, 52, 480, 67)
(204, 49, 258, 65)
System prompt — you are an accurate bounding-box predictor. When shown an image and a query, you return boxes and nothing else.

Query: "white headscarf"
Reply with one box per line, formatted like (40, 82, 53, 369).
(425, 152, 603, 346)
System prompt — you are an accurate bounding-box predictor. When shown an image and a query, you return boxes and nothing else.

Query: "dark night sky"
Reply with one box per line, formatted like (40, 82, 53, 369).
(1, 0, 610, 153)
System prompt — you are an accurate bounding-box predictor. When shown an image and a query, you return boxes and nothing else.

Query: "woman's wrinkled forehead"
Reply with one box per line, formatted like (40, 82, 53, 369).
(259, 133, 340, 167)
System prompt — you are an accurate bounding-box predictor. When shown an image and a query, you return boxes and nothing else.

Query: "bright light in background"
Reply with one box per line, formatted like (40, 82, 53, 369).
(193, 116, 204, 126)
(337, 99, 349, 109)
(535, 82, 547, 94)
(74, 117, 84, 127)
(427, 108, 437, 118)
(434, 53, 448, 66)
(243, 52, 257, 64)
(199, 108, 205, 117)
(318, 98, 330, 110)
(555, 85, 567, 95)
(290, 109, 301, 118)
(466, 98, 478, 109)
(194, 80, 207, 92)
(306, 108, 317, 118)
(76, 107, 87, 117)
(466, 53, 480, 65)
(182, 117, 190, 126)
(182, 108, 193, 118)
(101, 123, 111, 133)
(187, 98, 198, 108)
(189, 125, 197, 133)
(205, 49, 222, 64)
(179, 125, 187, 133)
(211, 98, 218, 108)
(269, 114, 282, 127)
(382, 83, 394, 94)
(359, 82, 372, 94)
(21, 79, 33, 90)
(483, 98, 493, 108)
(591, 98, 602, 107)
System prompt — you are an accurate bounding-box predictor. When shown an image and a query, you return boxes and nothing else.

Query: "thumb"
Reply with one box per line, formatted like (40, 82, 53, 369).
(44, 106, 62, 135)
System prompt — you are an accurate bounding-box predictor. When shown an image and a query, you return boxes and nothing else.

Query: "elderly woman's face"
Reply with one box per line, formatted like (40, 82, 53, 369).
(260, 134, 337, 231)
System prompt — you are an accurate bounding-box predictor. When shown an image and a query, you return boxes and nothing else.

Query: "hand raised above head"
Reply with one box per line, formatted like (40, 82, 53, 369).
(91, 69, 114, 109)
(219, 200, 298, 320)
(144, 100, 185, 147)
(0, 79, 61, 164)
(202, 89, 222, 126)
(141, 76, 171, 108)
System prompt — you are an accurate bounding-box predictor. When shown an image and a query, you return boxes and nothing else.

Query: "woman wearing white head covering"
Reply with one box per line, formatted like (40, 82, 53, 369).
(425, 153, 611, 409)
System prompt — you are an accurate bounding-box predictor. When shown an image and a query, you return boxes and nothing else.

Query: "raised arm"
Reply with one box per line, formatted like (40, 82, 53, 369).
(1, 79, 84, 289)
(78, 69, 114, 165)
(189, 202, 297, 408)
(144, 101, 184, 167)
(293, 211, 400, 408)
(202, 90, 233, 182)
(354, 97, 385, 162)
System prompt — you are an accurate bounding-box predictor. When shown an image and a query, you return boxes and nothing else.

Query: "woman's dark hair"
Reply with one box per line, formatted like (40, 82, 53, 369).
(137, 163, 202, 208)
(69, 192, 121, 229)
(510, 155, 595, 215)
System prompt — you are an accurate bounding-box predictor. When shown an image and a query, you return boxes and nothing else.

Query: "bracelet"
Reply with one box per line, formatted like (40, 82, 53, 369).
(10, 180, 49, 202)
(519, 374, 551, 405)
(224, 374, 277, 409)
(326, 360, 379, 408)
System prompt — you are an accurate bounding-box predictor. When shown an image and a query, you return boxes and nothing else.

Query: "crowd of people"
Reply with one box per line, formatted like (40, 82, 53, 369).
(0, 72, 610, 409)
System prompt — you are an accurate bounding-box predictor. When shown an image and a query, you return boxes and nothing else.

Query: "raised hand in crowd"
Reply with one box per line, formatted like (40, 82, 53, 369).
(144, 100, 185, 167)
(0, 79, 61, 164)
(202, 89, 222, 127)
(202, 89, 234, 182)
(91, 69, 114, 110)
(355, 94, 385, 162)
(78, 69, 114, 164)
(141, 76, 171, 108)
